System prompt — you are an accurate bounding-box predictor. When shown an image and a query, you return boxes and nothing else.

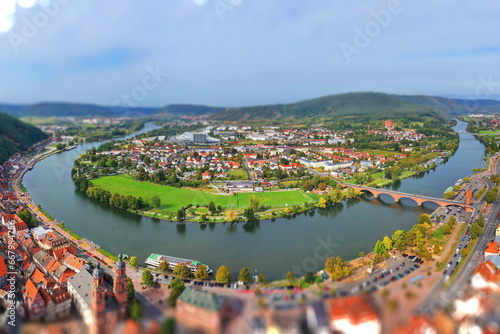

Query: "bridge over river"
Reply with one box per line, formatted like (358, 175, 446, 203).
(339, 182, 473, 211)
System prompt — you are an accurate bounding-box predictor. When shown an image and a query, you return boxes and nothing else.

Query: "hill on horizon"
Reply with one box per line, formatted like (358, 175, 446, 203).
(0, 102, 224, 119)
(1, 93, 500, 121)
(211, 92, 446, 123)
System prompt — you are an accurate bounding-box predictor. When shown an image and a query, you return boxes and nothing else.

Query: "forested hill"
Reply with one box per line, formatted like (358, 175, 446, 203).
(0, 112, 48, 163)
(211, 92, 444, 123)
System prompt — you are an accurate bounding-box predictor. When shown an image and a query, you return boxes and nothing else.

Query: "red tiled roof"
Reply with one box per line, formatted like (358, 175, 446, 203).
(485, 242, 500, 255)
(473, 260, 500, 283)
(327, 296, 378, 325)
(0, 257, 7, 278)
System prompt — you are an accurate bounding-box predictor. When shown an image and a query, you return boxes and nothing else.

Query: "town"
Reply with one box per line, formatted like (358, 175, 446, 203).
(0, 116, 499, 333)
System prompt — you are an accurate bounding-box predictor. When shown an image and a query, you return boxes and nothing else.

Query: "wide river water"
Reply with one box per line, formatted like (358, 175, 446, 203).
(24, 120, 485, 279)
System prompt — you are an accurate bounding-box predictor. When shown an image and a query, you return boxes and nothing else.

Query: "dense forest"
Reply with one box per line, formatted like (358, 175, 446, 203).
(0, 112, 48, 163)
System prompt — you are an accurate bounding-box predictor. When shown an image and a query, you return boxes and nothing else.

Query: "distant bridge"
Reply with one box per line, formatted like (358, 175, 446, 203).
(340, 183, 473, 211)
(457, 132, 499, 136)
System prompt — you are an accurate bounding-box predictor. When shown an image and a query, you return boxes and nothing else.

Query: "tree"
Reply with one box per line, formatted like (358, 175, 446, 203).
(194, 265, 211, 280)
(318, 197, 328, 208)
(216, 265, 232, 284)
(128, 298, 143, 320)
(257, 273, 267, 284)
(485, 187, 498, 203)
(344, 187, 360, 199)
(391, 230, 407, 250)
(173, 263, 191, 278)
(249, 195, 260, 212)
(327, 188, 344, 203)
(151, 195, 161, 208)
(142, 269, 154, 286)
(382, 236, 392, 251)
(225, 210, 238, 222)
(286, 271, 295, 282)
(170, 277, 185, 291)
(317, 182, 327, 191)
(18, 209, 38, 228)
(126, 277, 135, 300)
(129, 256, 138, 268)
(304, 272, 315, 284)
(418, 214, 432, 225)
(158, 260, 170, 273)
(168, 278, 185, 308)
(444, 191, 455, 199)
(358, 251, 366, 258)
(238, 267, 252, 283)
(324, 256, 352, 280)
(176, 209, 185, 221)
(374, 240, 387, 256)
(208, 201, 216, 214)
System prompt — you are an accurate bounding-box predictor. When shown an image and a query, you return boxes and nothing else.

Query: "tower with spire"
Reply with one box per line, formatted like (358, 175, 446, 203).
(90, 263, 106, 334)
(113, 253, 128, 319)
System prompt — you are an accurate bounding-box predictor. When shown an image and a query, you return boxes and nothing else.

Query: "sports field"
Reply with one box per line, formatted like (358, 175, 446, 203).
(91, 174, 313, 212)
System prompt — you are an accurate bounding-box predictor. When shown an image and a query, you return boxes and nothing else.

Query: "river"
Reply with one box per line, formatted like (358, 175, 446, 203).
(23, 120, 485, 280)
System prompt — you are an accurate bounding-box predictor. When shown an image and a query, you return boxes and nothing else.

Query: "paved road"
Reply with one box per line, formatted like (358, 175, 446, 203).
(417, 153, 500, 313)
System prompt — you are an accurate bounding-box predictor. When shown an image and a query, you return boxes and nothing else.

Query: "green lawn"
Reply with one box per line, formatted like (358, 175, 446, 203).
(226, 169, 249, 180)
(92, 174, 313, 212)
(479, 130, 500, 134)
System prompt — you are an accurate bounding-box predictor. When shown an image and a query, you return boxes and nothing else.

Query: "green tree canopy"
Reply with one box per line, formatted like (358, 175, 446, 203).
(257, 273, 267, 284)
(129, 256, 138, 268)
(194, 265, 210, 280)
(142, 269, 154, 286)
(238, 267, 252, 283)
(150, 195, 161, 208)
(216, 265, 232, 284)
(173, 263, 191, 278)
(158, 260, 170, 273)
(324, 256, 352, 280)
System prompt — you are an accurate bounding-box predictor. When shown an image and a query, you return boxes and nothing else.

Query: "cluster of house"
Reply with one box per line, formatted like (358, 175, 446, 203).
(93, 135, 419, 186)
(443, 225, 500, 333)
(175, 286, 384, 334)
(175, 285, 468, 334)
(0, 210, 130, 333)
(470, 225, 500, 290)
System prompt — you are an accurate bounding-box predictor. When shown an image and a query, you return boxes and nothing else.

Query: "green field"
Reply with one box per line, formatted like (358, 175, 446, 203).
(226, 169, 249, 180)
(91, 174, 313, 212)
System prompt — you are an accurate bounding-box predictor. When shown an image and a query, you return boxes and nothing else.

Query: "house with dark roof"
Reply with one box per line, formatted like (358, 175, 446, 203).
(177, 286, 243, 334)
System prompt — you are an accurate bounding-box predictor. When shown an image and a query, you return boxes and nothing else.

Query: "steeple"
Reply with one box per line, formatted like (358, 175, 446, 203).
(91, 263, 106, 314)
(113, 253, 128, 318)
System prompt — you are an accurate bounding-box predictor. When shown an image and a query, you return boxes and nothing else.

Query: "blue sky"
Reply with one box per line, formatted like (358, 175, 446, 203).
(1, 0, 500, 107)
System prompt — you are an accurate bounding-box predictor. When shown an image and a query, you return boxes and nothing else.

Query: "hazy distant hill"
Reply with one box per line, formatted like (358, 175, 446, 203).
(211, 92, 443, 122)
(0, 102, 223, 118)
(153, 104, 225, 118)
(394, 95, 473, 116)
(0, 112, 48, 163)
(452, 98, 500, 114)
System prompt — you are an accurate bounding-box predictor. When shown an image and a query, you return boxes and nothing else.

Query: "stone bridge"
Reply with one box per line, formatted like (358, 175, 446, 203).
(340, 183, 473, 211)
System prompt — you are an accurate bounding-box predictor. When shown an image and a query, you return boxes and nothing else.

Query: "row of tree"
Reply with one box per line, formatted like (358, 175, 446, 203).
(85, 186, 149, 211)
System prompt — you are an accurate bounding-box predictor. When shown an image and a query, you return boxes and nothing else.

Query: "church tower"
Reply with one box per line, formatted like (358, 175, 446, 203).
(91, 263, 107, 334)
(113, 253, 128, 319)
(465, 189, 472, 206)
